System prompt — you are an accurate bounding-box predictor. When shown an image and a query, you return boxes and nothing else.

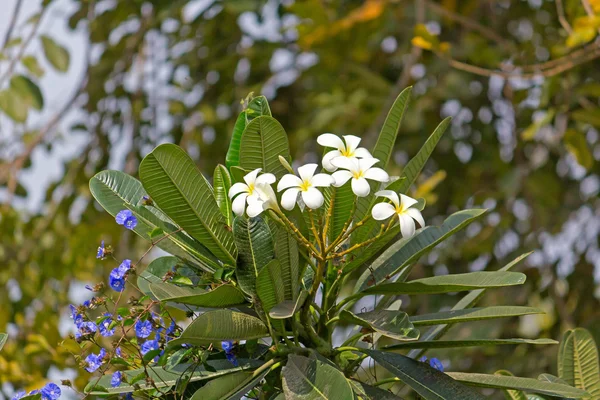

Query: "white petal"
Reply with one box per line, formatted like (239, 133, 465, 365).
(243, 168, 262, 185)
(256, 173, 276, 185)
(331, 170, 353, 187)
(255, 183, 276, 203)
(375, 190, 400, 206)
(354, 147, 372, 159)
(281, 188, 300, 210)
(277, 174, 302, 192)
(322, 150, 342, 172)
(298, 163, 318, 181)
(352, 177, 371, 197)
(343, 135, 361, 152)
(232, 193, 248, 216)
(229, 182, 249, 199)
(331, 157, 359, 172)
(399, 194, 418, 209)
(302, 187, 324, 209)
(364, 167, 390, 183)
(246, 200, 265, 217)
(372, 203, 396, 220)
(358, 157, 380, 171)
(406, 208, 425, 228)
(317, 133, 344, 150)
(311, 173, 334, 187)
(399, 214, 416, 237)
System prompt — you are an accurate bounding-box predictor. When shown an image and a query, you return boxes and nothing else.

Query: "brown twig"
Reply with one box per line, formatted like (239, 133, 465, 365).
(555, 0, 574, 34)
(0, 0, 24, 52)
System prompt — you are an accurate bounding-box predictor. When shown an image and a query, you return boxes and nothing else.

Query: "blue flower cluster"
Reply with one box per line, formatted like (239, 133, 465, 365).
(419, 356, 444, 372)
(115, 210, 138, 230)
(12, 382, 61, 400)
(221, 340, 238, 367)
(109, 259, 132, 292)
(85, 348, 107, 372)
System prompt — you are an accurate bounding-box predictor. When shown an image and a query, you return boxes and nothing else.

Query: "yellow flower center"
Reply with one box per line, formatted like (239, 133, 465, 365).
(352, 170, 364, 179)
(248, 183, 255, 195)
(300, 180, 312, 191)
(340, 148, 355, 157)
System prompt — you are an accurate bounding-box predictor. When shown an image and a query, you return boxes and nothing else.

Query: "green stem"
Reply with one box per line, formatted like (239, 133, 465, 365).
(372, 377, 401, 387)
(341, 332, 366, 347)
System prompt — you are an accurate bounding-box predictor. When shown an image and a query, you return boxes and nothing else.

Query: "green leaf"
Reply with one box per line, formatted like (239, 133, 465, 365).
(170, 310, 269, 346)
(521, 109, 555, 141)
(246, 95, 271, 121)
(90, 171, 219, 270)
(226, 112, 248, 169)
(0, 333, 7, 351)
(564, 129, 594, 170)
(90, 171, 218, 270)
(214, 164, 233, 226)
(21, 55, 44, 78)
(19, 395, 41, 400)
(137, 256, 178, 297)
(282, 354, 354, 399)
(396, 117, 451, 194)
(233, 216, 275, 296)
(407, 252, 532, 359)
(344, 229, 400, 275)
(149, 282, 246, 307)
(270, 290, 308, 319)
(85, 360, 262, 394)
(10, 75, 43, 110)
(256, 259, 285, 313)
(558, 328, 600, 399)
(0, 88, 28, 122)
(572, 107, 600, 128)
(139, 143, 236, 264)
(274, 224, 300, 301)
(447, 372, 589, 399)
(410, 306, 544, 326)
(325, 184, 356, 243)
(349, 380, 405, 399)
(355, 209, 487, 292)
(190, 370, 269, 400)
(340, 310, 419, 341)
(40, 35, 70, 72)
(239, 116, 291, 178)
(362, 271, 526, 295)
(386, 338, 557, 350)
(364, 350, 485, 399)
(496, 370, 528, 400)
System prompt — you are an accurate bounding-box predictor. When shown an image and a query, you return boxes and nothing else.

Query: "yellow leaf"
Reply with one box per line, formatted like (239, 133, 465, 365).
(414, 170, 447, 199)
(591, 0, 600, 12)
(564, 129, 593, 170)
(412, 36, 433, 50)
(521, 109, 555, 141)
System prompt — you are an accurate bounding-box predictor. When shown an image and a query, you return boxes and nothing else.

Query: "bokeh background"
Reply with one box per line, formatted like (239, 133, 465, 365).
(1, 0, 600, 397)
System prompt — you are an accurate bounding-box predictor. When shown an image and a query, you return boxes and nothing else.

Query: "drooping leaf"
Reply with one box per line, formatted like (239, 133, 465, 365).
(558, 328, 600, 399)
(282, 354, 354, 399)
(169, 310, 269, 347)
(354, 209, 487, 292)
(0, 333, 7, 351)
(362, 271, 526, 295)
(10, 75, 43, 110)
(149, 282, 246, 308)
(385, 338, 557, 351)
(269, 290, 308, 319)
(340, 310, 419, 341)
(214, 164, 233, 226)
(239, 116, 291, 178)
(90, 171, 219, 271)
(410, 306, 544, 326)
(364, 350, 485, 399)
(139, 144, 236, 264)
(40, 35, 70, 72)
(190, 370, 269, 400)
(233, 216, 275, 296)
(274, 224, 300, 301)
(446, 372, 589, 399)
(85, 360, 262, 394)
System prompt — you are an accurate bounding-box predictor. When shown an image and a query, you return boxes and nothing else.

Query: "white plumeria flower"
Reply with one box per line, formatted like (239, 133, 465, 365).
(331, 157, 389, 197)
(277, 163, 334, 210)
(317, 133, 372, 172)
(228, 168, 276, 217)
(246, 182, 280, 217)
(372, 190, 425, 237)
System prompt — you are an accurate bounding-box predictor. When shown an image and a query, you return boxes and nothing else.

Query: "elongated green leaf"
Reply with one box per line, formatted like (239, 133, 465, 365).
(0, 333, 7, 351)
(137, 256, 178, 297)
(256, 260, 285, 313)
(239, 116, 291, 178)
(10, 75, 43, 110)
(226, 112, 248, 169)
(396, 117, 451, 194)
(90, 170, 219, 271)
(0, 88, 28, 122)
(407, 252, 532, 359)
(233, 216, 274, 296)
(410, 306, 544, 326)
(324, 184, 356, 245)
(558, 328, 600, 399)
(246, 95, 271, 121)
(40, 35, 70, 72)
(362, 271, 526, 295)
(340, 310, 419, 341)
(274, 224, 300, 301)
(170, 310, 268, 347)
(85, 360, 262, 394)
(139, 144, 236, 264)
(214, 164, 233, 226)
(190, 369, 269, 400)
(496, 370, 528, 400)
(386, 338, 557, 350)
(349, 380, 405, 399)
(365, 350, 485, 399)
(282, 355, 354, 399)
(447, 372, 589, 398)
(270, 290, 308, 319)
(355, 209, 487, 292)
(149, 282, 246, 307)
(344, 229, 400, 275)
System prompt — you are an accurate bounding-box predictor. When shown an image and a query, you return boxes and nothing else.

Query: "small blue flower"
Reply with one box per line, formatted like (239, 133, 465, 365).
(135, 320, 154, 338)
(84, 349, 106, 372)
(419, 356, 428, 363)
(83, 298, 94, 308)
(166, 319, 176, 335)
(221, 340, 234, 354)
(226, 352, 238, 367)
(41, 382, 61, 400)
(124, 393, 134, 400)
(69, 305, 84, 327)
(109, 273, 125, 292)
(29, 390, 40, 396)
(76, 321, 97, 339)
(111, 371, 122, 387)
(141, 338, 159, 356)
(96, 240, 106, 259)
(116, 210, 137, 230)
(429, 358, 444, 372)
(98, 313, 115, 337)
(115, 347, 122, 357)
(11, 390, 26, 400)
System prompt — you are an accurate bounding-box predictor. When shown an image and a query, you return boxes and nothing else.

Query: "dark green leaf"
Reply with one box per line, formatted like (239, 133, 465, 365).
(340, 310, 419, 341)
(10, 75, 43, 110)
(282, 354, 354, 399)
(410, 306, 544, 326)
(558, 328, 600, 398)
(149, 282, 247, 308)
(239, 116, 291, 178)
(270, 290, 308, 320)
(233, 216, 274, 296)
(214, 164, 233, 226)
(386, 338, 557, 351)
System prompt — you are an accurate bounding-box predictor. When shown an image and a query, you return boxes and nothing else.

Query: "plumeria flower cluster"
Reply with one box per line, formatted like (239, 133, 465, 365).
(228, 133, 424, 238)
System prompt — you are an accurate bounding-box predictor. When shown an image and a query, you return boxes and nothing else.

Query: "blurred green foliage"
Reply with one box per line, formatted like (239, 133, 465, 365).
(0, 0, 600, 395)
